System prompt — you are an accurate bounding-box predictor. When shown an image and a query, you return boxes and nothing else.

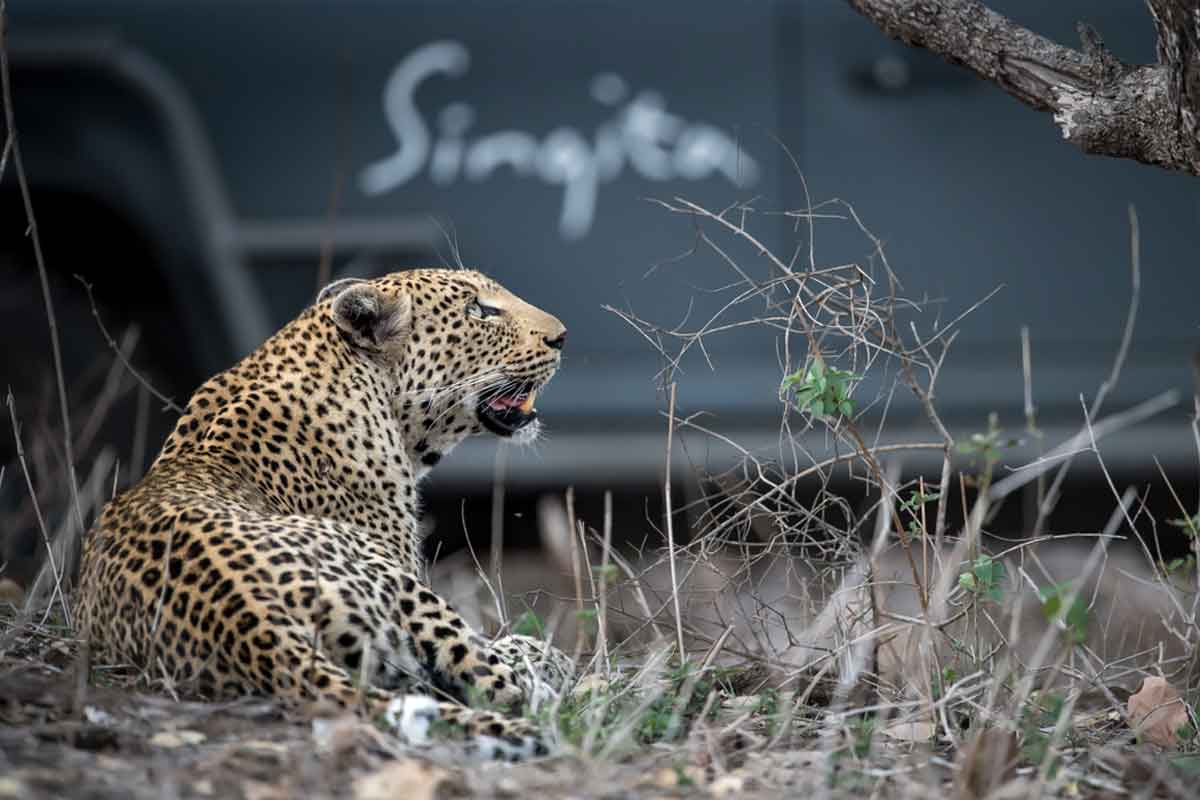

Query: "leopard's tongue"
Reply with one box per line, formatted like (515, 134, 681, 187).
(488, 390, 537, 413)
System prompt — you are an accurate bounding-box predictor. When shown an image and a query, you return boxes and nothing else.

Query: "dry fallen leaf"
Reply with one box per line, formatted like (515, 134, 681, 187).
(882, 718, 935, 743)
(1127, 676, 1190, 748)
(353, 760, 451, 800)
(954, 728, 1019, 800)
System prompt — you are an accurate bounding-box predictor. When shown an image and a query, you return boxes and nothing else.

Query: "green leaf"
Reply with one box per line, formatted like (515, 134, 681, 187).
(810, 399, 825, 418)
(1038, 583, 1088, 643)
(513, 610, 545, 638)
(839, 400, 854, 417)
(958, 573, 977, 592)
(1167, 514, 1200, 538)
(985, 574, 1006, 603)
(1038, 582, 1066, 610)
(1064, 597, 1089, 642)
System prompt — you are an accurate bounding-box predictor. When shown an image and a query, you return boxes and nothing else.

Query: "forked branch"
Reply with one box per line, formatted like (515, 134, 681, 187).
(845, 0, 1200, 175)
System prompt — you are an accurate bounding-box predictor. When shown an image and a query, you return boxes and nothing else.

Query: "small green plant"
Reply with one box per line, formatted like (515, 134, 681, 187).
(1020, 691, 1067, 776)
(1038, 583, 1089, 644)
(631, 661, 733, 742)
(826, 714, 878, 789)
(956, 413, 1019, 470)
(850, 715, 877, 758)
(781, 357, 856, 421)
(1160, 554, 1197, 578)
(594, 562, 619, 584)
(1167, 511, 1200, 540)
(899, 487, 940, 516)
(899, 487, 941, 539)
(512, 609, 546, 638)
(958, 555, 1006, 603)
(1162, 513, 1198, 577)
(1173, 701, 1200, 748)
(575, 607, 599, 638)
(753, 688, 782, 735)
(672, 765, 696, 787)
(546, 660, 734, 753)
(932, 665, 958, 701)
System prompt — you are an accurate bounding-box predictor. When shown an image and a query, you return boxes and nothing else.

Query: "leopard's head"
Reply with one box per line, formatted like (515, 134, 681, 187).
(321, 268, 565, 472)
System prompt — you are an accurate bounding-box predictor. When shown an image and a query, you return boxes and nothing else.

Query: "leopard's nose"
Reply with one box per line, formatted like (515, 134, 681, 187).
(543, 331, 566, 351)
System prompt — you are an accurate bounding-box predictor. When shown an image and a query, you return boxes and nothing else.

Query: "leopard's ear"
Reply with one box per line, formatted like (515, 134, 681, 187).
(315, 277, 367, 306)
(328, 282, 411, 354)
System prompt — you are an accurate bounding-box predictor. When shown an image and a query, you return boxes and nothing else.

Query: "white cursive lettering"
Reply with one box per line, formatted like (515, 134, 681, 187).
(360, 41, 759, 240)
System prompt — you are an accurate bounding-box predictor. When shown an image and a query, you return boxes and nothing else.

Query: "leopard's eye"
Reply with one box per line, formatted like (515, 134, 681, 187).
(467, 299, 502, 320)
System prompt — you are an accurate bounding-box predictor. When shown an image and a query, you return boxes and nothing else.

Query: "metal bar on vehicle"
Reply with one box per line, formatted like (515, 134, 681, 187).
(235, 216, 442, 256)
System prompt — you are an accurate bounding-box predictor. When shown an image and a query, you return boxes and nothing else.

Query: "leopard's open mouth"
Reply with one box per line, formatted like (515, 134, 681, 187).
(477, 383, 540, 437)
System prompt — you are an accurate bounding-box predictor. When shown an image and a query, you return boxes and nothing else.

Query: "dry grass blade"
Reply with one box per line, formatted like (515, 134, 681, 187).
(4, 389, 71, 631)
(76, 276, 183, 414)
(663, 382, 686, 660)
(0, 0, 85, 542)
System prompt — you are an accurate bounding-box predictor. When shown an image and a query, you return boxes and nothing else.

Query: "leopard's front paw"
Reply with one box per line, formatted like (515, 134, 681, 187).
(490, 634, 574, 707)
(472, 656, 525, 708)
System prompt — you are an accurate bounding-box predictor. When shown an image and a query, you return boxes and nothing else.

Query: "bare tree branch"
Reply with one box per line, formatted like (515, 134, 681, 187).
(845, 0, 1200, 175)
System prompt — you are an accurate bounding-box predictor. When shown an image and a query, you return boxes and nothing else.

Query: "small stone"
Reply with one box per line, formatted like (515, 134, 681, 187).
(0, 777, 26, 798)
(353, 760, 450, 800)
(149, 729, 206, 748)
(83, 706, 116, 726)
(571, 673, 610, 697)
(710, 773, 746, 796)
(239, 739, 290, 755)
(0, 578, 24, 607)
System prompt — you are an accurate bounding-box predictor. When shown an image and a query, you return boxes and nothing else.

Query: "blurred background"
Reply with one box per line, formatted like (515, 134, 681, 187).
(1, 1, 1197, 594)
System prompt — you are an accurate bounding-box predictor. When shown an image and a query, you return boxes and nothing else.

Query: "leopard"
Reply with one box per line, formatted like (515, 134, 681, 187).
(74, 268, 574, 760)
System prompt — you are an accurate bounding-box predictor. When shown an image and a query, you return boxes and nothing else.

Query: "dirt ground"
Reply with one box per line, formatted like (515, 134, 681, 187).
(3, 615, 1197, 800)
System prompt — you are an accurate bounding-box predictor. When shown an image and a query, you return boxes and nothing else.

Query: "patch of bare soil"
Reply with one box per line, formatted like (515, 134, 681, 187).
(2, 616, 1197, 800)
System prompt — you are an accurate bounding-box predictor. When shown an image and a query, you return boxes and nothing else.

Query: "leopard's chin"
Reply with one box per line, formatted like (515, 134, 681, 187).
(477, 402, 538, 437)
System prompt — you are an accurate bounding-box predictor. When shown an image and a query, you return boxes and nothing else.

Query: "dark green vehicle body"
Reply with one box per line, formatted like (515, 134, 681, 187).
(3, 0, 1196, 494)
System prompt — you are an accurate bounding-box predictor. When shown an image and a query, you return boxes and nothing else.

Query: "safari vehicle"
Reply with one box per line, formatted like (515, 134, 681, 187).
(2, 0, 1197, 505)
